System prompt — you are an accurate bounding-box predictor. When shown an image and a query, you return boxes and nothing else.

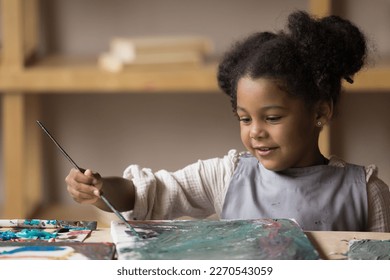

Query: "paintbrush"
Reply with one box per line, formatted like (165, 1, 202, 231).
(36, 120, 140, 238)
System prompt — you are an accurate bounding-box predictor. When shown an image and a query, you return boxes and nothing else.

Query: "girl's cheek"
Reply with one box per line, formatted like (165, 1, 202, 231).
(240, 131, 252, 150)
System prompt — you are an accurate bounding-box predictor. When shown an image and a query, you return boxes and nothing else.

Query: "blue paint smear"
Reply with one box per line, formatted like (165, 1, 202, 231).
(23, 219, 57, 227)
(0, 231, 18, 241)
(16, 229, 57, 239)
(62, 226, 88, 230)
(0, 246, 66, 255)
(0, 229, 57, 241)
(23, 219, 41, 226)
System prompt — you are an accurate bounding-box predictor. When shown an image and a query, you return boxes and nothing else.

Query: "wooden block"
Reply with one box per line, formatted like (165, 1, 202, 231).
(98, 52, 123, 72)
(109, 36, 213, 63)
(99, 50, 203, 72)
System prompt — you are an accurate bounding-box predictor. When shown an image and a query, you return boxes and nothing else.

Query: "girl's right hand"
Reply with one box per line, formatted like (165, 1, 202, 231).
(65, 168, 103, 205)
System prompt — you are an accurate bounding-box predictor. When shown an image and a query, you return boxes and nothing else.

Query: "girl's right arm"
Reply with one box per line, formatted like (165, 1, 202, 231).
(65, 168, 135, 212)
(65, 149, 239, 220)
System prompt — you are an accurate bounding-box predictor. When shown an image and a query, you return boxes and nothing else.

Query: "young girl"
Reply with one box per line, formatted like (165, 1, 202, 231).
(66, 11, 390, 231)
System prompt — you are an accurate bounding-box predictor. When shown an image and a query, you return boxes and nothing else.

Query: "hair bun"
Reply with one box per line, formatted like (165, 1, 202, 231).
(287, 11, 367, 86)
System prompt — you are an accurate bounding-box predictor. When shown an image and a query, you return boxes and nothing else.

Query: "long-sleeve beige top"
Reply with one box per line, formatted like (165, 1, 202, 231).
(122, 150, 390, 232)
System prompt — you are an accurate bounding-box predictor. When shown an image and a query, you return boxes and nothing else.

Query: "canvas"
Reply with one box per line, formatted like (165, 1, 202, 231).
(111, 218, 320, 260)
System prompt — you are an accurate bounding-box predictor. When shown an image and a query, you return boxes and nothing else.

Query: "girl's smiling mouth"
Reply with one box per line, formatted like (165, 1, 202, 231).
(253, 146, 278, 156)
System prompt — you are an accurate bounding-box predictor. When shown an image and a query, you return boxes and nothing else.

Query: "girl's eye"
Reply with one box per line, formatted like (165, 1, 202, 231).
(266, 116, 282, 123)
(239, 117, 251, 124)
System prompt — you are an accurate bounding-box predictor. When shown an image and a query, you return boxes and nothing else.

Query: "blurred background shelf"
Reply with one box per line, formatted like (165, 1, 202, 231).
(345, 66, 390, 92)
(0, 55, 219, 93)
(2, 56, 390, 93)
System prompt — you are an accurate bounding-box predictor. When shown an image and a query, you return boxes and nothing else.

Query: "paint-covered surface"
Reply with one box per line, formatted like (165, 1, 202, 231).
(111, 219, 320, 260)
(0, 245, 78, 259)
(0, 229, 58, 241)
(0, 219, 109, 259)
(0, 219, 97, 230)
(348, 239, 390, 260)
(0, 228, 91, 242)
(0, 219, 97, 242)
(0, 242, 116, 259)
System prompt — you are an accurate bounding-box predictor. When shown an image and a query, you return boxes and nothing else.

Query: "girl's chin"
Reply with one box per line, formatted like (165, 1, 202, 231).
(257, 159, 286, 172)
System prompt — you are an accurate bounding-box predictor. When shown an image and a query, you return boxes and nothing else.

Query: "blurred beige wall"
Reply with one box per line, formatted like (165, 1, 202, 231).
(0, 103, 2, 206)
(40, 93, 244, 204)
(40, 0, 307, 56)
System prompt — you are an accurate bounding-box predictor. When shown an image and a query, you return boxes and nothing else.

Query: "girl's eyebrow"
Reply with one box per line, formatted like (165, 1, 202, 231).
(236, 105, 287, 112)
(236, 106, 247, 112)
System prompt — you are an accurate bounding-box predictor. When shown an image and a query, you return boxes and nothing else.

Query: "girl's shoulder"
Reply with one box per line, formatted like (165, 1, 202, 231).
(329, 155, 385, 185)
(226, 149, 250, 160)
(232, 149, 255, 162)
(328, 155, 358, 168)
(225, 150, 256, 171)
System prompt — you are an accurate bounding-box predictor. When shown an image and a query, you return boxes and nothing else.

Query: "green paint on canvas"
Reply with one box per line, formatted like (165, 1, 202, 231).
(115, 219, 319, 260)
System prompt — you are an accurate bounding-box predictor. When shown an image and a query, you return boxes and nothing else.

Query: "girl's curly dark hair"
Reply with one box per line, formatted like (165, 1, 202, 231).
(217, 11, 367, 112)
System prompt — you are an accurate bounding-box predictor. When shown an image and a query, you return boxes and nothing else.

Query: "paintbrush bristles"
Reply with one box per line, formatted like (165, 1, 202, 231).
(100, 195, 140, 237)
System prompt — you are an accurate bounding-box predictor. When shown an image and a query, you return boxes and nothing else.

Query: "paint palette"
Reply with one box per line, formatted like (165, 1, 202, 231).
(111, 218, 320, 260)
(0, 242, 116, 260)
(0, 219, 97, 230)
(0, 219, 113, 259)
(0, 228, 92, 242)
(0, 219, 97, 242)
(348, 239, 390, 260)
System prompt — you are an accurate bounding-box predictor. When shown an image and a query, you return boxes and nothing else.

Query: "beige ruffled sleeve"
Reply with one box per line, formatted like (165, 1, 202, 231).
(365, 164, 390, 232)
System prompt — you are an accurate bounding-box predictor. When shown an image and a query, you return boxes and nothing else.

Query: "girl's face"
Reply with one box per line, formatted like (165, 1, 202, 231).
(236, 77, 323, 171)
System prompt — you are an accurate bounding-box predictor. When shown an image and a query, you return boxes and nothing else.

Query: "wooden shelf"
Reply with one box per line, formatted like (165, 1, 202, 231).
(345, 66, 390, 92)
(1, 54, 390, 93)
(0, 55, 219, 93)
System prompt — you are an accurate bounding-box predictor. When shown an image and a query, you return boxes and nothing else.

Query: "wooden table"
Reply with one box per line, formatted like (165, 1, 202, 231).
(85, 228, 390, 260)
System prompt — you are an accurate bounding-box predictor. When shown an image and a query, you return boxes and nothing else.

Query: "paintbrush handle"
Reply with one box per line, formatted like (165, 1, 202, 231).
(36, 120, 82, 171)
(36, 120, 140, 238)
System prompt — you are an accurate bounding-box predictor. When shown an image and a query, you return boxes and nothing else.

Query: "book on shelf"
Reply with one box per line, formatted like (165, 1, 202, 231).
(98, 35, 214, 72)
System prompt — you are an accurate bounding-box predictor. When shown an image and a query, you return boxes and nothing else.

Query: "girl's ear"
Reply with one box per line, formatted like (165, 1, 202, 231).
(315, 100, 333, 127)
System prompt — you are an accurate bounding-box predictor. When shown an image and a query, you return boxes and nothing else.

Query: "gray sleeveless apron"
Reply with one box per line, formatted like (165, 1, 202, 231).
(221, 153, 368, 231)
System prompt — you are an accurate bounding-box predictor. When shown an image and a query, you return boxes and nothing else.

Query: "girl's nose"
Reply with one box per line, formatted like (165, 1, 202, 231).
(249, 122, 267, 140)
